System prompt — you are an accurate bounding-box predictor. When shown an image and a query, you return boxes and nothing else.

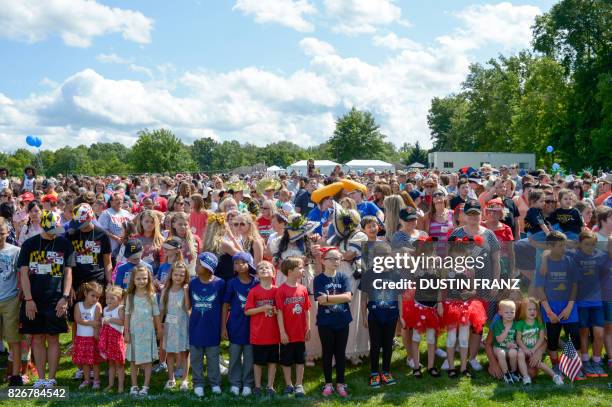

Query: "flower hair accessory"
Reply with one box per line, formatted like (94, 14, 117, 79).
(208, 213, 225, 225)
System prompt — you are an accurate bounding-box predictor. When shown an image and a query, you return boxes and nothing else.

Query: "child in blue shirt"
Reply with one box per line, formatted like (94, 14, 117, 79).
(536, 231, 582, 379)
(189, 252, 225, 397)
(572, 231, 608, 377)
(222, 252, 258, 396)
(114, 239, 152, 289)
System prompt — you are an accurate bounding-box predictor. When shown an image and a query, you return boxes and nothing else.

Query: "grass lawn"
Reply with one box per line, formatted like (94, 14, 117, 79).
(1, 333, 609, 407)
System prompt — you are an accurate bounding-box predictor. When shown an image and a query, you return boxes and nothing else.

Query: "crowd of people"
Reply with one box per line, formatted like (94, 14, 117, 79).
(0, 161, 610, 398)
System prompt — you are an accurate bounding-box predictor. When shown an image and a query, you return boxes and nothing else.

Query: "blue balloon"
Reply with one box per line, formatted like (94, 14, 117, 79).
(26, 135, 36, 146)
(34, 137, 42, 147)
(552, 163, 560, 171)
(546, 145, 554, 153)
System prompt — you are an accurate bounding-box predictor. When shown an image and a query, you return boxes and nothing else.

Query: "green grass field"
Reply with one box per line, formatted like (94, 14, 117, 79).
(1, 333, 609, 407)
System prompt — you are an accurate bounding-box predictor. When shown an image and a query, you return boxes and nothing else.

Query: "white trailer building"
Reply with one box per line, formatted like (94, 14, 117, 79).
(428, 152, 536, 171)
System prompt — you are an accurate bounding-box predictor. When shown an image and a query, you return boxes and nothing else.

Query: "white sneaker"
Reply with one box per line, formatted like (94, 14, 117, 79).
(220, 363, 229, 375)
(164, 380, 176, 390)
(441, 359, 450, 370)
(180, 380, 189, 391)
(74, 369, 83, 380)
(194, 386, 204, 397)
(522, 376, 532, 385)
(242, 386, 252, 396)
(230, 386, 240, 396)
(435, 348, 447, 359)
(553, 374, 564, 385)
(406, 358, 415, 369)
(469, 359, 483, 371)
(212, 386, 222, 394)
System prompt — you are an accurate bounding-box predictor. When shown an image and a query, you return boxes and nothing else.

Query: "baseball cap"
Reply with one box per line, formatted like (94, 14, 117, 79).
(232, 251, 256, 274)
(124, 239, 143, 259)
(41, 179, 55, 189)
(69, 203, 95, 230)
(162, 236, 182, 250)
(41, 194, 58, 203)
(408, 190, 423, 202)
(463, 199, 482, 214)
(399, 207, 418, 221)
(40, 210, 65, 235)
(198, 252, 218, 274)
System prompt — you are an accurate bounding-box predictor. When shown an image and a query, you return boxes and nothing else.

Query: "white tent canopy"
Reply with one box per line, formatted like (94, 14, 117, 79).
(266, 165, 284, 173)
(286, 160, 340, 176)
(344, 159, 395, 173)
(407, 162, 426, 168)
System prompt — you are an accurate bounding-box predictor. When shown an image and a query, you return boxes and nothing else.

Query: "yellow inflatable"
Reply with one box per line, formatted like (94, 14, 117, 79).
(311, 182, 344, 204)
(341, 179, 367, 194)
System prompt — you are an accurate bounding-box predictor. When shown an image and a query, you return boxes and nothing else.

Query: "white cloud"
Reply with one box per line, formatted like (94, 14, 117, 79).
(0, 0, 154, 47)
(324, 0, 406, 35)
(96, 53, 132, 64)
(373, 33, 421, 51)
(300, 37, 336, 56)
(442, 2, 542, 51)
(1, 2, 543, 152)
(233, 0, 316, 32)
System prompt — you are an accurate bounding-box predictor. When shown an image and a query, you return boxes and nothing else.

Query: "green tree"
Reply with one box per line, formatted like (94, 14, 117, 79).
(257, 141, 308, 168)
(129, 129, 197, 173)
(5, 149, 35, 176)
(191, 137, 218, 172)
(328, 108, 388, 163)
(405, 141, 428, 166)
(532, 0, 612, 169)
(427, 95, 468, 151)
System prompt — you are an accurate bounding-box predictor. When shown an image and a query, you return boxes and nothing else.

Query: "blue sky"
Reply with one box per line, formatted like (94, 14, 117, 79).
(0, 0, 557, 152)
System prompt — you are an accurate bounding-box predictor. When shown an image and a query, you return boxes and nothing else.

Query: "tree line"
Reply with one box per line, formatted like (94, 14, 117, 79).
(427, 0, 611, 171)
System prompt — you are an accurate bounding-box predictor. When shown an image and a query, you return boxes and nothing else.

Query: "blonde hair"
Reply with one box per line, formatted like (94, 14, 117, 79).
(498, 299, 516, 311)
(519, 297, 542, 324)
(105, 285, 124, 300)
(237, 213, 262, 253)
(170, 212, 197, 260)
(78, 281, 103, 299)
(126, 264, 156, 312)
(384, 194, 405, 241)
(160, 260, 190, 318)
(339, 197, 356, 210)
(137, 210, 164, 250)
(203, 211, 226, 254)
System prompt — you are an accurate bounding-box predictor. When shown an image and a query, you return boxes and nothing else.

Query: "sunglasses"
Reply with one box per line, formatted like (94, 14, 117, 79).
(262, 206, 271, 210)
(424, 184, 435, 188)
(545, 200, 557, 204)
(232, 222, 247, 227)
(432, 192, 445, 197)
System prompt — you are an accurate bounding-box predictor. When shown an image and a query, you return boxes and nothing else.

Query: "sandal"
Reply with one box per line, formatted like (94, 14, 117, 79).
(461, 369, 472, 378)
(130, 386, 139, 395)
(428, 367, 441, 378)
(412, 368, 423, 378)
(79, 380, 91, 389)
(447, 368, 458, 378)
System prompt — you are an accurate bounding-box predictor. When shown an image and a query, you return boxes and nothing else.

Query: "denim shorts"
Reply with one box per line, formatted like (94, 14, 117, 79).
(578, 306, 605, 328)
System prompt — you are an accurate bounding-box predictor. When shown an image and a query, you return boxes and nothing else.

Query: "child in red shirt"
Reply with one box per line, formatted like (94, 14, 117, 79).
(245, 261, 280, 396)
(276, 257, 311, 398)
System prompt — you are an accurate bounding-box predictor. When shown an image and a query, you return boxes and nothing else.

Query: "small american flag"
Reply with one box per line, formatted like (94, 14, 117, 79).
(559, 339, 582, 382)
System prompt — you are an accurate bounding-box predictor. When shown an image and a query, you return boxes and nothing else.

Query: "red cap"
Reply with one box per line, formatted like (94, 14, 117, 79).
(41, 194, 58, 203)
(19, 192, 35, 203)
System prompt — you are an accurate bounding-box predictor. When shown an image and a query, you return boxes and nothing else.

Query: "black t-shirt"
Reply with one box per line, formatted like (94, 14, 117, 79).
(502, 197, 519, 233)
(549, 208, 583, 235)
(524, 208, 548, 234)
(17, 234, 75, 303)
(450, 195, 467, 210)
(294, 189, 314, 216)
(67, 226, 112, 288)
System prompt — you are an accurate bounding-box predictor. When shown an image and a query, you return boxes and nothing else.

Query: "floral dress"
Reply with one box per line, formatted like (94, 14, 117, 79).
(163, 289, 189, 353)
(126, 294, 160, 364)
